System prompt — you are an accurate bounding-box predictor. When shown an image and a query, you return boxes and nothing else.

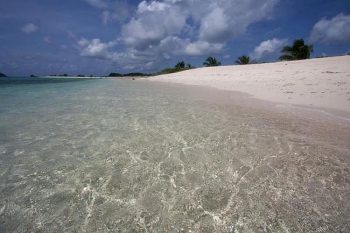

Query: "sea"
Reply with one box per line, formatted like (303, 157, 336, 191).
(0, 77, 349, 232)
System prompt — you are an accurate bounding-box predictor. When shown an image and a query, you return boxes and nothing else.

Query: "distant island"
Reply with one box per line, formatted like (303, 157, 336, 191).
(31, 63, 194, 78)
(0, 72, 7, 77)
(48, 74, 97, 77)
(108, 72, 151, 77)
(49, 74, 70, 77)
(108, 62, 195, 78)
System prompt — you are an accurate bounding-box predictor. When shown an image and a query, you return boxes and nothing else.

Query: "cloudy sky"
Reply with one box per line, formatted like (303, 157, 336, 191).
(0, 0, 349, 76)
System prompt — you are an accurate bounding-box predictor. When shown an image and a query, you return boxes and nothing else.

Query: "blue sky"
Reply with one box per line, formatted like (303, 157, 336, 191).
(0, 0, 349, 76)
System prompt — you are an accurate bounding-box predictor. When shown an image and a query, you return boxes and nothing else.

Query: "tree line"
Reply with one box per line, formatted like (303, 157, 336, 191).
(157, 39, 314, 75)
(204, 39, 314, 67)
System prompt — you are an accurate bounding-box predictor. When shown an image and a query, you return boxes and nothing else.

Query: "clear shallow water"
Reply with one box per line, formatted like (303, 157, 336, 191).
(0, 77, 349, 232)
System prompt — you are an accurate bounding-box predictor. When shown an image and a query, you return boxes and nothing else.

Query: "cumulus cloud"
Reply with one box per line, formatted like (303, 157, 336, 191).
(197, 0, 278, 43)
(310, 14, 350, 43)
(185, 41, 224, 56)
(121, 0, 278, 55)
(77, 38, 156, 69)
(122, 1, 187, 50)
(80, 0, 279, 69)
(251, 38, 287, 59)
(21, 23, 38, 34)
(78, 38, 117, 59)
(111, 49, 157, 70)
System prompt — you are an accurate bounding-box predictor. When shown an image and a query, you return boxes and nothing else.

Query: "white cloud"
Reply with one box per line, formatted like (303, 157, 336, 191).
(79, 0, 280, 69)
(310, 14, 350, 43)
(122, 1, 187, 50)
(185, 41, 224, 56)
(251, 38, 287, 59)
(77, 38, 156, 69)
(121, 0, 278, 54)
(21, 23, 38, 34)
(78, 38, 117, 59)
(137, 1, 169, 13)
(157, 36, 188, 58)
(198, 0, 278, 43)
(110, 49, 158, 70)
(198, 7, 230, 43)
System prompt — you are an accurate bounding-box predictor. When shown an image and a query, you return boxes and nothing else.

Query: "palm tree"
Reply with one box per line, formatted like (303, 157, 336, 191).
(279, 39, 313, 61)
(235, 55, 251, 65)
(175, 61, 185, 69)
(186, 63, 194, 69)
(203, 57, 221, 67)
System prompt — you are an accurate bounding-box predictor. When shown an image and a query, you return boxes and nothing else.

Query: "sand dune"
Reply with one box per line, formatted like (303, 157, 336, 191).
(150, 56, 350, 114)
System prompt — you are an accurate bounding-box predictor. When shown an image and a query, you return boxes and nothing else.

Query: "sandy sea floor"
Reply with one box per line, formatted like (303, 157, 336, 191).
(0, 78, 349, 232)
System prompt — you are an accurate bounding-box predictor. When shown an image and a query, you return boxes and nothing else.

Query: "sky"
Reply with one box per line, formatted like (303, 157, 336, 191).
(0, 0, 349, 76)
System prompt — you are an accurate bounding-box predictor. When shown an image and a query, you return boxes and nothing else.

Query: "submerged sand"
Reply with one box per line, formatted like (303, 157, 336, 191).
(150, 56, 350, 114)
(1, 75, 349, 232)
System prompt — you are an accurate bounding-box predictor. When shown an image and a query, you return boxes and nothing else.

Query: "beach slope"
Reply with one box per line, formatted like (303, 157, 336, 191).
(150, 56, 350, 113)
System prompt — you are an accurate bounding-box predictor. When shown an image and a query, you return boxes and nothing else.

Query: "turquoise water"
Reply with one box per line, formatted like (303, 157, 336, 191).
(0, 77, 349, 232)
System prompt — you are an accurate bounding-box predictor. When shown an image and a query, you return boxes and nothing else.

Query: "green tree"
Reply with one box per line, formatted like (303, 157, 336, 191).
(186, 63, 194, 69)
(203, 57, 221, 67)
(175, 61, 186, 69)
(235, 55, 251, 65)
(279, 39, 313, 61)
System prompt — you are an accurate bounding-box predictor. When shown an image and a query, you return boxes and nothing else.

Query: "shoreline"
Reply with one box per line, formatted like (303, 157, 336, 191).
(139, 78, 350, 127)
(137, 79, 350, 152)
(143, 80, 350, 124)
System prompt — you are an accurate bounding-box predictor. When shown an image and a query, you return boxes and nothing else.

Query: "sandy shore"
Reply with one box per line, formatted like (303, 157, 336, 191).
(150, 56, 350, 114)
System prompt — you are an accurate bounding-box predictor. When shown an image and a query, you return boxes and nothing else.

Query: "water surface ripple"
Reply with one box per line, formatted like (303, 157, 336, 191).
(0, 78, 349, 232)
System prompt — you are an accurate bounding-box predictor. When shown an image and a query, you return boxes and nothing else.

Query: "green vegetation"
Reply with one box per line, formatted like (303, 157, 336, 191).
(0, 72, 7, 77)
(203, 57, 221, 67)
(157, 68, 182, 75)
(108, 72, 151, 77)
(49, 74, 69, 77)
(54, 74, 68, 77)
(235, 55, 251, 65)
(279, 39, 313, 61)
(157, 61, 195, 75)
(108, 73, 123, 77)
(186, 63, 194, 69)
(175, 61, 186, 69)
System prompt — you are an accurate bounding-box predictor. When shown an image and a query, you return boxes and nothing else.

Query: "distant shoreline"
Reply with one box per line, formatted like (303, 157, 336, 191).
(43, 76, 106, 79)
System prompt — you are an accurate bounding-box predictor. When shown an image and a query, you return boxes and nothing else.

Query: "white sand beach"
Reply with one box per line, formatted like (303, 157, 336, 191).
(150, 56, 350, 114)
